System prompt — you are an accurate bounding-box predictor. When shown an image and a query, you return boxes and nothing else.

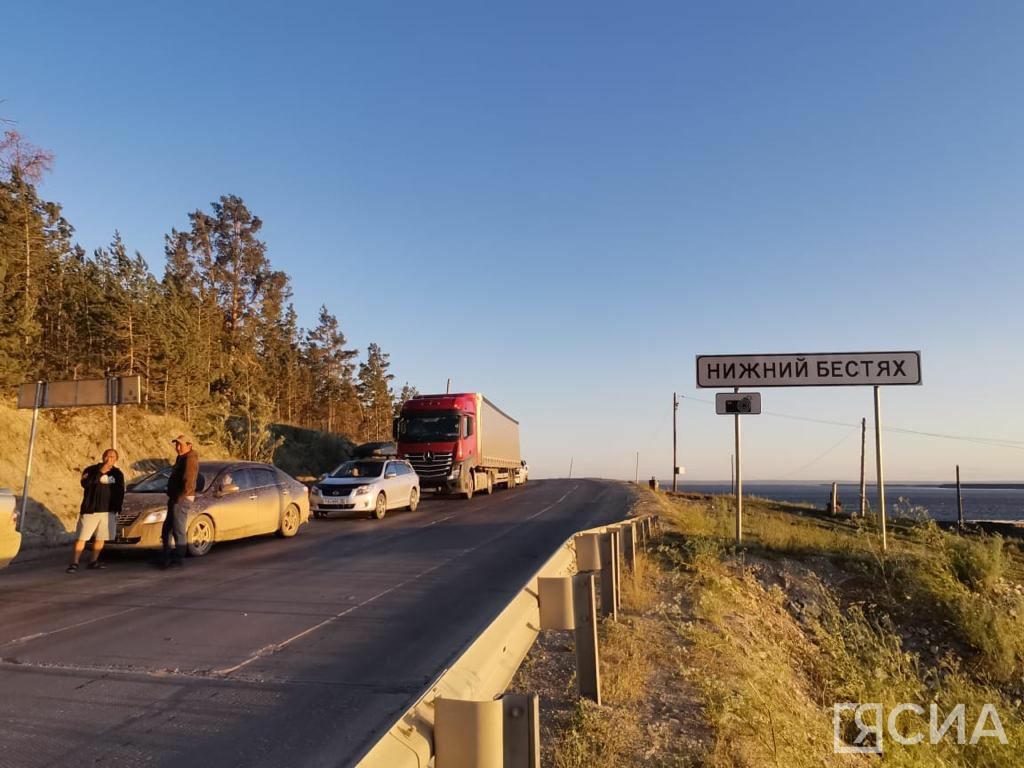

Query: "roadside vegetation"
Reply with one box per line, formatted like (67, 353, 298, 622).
(514, 489, 1024, 767)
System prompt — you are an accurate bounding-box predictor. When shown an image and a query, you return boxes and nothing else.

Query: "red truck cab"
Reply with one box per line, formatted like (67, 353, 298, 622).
(394, 393, 521, 499)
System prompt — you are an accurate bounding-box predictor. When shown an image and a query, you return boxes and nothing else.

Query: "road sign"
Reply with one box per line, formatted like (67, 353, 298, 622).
(17, 376, 143, 409)
(696, 351, 921, 388)
(716, 392, 762, 415)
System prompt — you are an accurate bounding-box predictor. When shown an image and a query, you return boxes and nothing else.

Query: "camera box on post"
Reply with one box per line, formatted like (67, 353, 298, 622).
(715, 392, 762, 415)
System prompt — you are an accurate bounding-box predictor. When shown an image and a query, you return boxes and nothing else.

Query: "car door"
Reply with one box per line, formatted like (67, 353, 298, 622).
(210, 467, 259, 539)
(249, 467, 282, 534)
(384, 460, 409, 509)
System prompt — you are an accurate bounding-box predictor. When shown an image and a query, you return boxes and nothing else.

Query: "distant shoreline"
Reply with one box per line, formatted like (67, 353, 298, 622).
(672, 481, 1024, 489)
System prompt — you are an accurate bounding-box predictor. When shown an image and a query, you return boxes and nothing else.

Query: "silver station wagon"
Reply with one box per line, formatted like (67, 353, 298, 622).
(311, 458, 420, 520)
(114, 461, 310, 556)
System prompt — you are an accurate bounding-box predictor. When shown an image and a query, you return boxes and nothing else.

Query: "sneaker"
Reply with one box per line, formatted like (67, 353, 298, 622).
(87, 561, 107, 570)
(66, 563, 79, 573)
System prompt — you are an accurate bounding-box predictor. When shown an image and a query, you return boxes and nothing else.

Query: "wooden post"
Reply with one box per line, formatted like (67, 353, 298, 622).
(873, 386, 887, 552)
(859, 417, 867, 517)
(956, 465, 965, 531)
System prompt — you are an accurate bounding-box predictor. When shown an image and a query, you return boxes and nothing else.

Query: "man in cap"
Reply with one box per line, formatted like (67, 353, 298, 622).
(162, 433, 199, 568)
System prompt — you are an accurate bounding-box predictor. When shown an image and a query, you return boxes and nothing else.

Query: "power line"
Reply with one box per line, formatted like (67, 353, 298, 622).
(682, 394, 1024, 451)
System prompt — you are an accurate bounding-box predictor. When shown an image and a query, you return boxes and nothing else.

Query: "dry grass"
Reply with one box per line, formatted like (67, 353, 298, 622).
(516, 488, 1024, 767)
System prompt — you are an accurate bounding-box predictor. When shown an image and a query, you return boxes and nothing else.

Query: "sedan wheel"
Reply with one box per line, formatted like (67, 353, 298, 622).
(186, 514, 214, 557)
(408, 488, 420, 512)
(277, 504, 301, 538)
(373, 492, 387, 520)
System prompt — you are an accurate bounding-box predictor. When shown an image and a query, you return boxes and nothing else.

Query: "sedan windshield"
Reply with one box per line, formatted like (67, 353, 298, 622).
(127, 467, 215, 493)
(400, 413, 460, 441)
(329, 461, 385, 479)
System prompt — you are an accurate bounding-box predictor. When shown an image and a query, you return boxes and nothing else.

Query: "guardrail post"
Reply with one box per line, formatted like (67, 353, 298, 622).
(502, 693, 540, 768)
(598, 532, 617, 620)
(611, 528, 622, 611)
(575, 532, 601, 572)
(572, 572, 601, 704)
(538, 577, 574, 630)
(622, 522, 636, 573)
(435, 698, 503, 768)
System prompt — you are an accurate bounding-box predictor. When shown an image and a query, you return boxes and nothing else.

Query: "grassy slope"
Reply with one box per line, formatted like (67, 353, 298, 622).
(513, 489, 1024, 768)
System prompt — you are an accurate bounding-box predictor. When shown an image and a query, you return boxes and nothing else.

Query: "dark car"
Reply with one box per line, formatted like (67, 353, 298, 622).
(113, 461, 310, 556)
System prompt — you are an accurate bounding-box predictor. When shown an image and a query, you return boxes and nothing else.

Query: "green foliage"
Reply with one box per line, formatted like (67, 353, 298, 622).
(270, 423, 355, 479)
(0, 140, 421, 460)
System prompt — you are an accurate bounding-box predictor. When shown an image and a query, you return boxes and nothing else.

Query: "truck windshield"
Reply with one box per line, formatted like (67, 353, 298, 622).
(400, 413, 461, 441)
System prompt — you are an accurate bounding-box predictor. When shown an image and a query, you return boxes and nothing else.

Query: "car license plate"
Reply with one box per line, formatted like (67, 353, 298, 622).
(320, 497, 344, 505)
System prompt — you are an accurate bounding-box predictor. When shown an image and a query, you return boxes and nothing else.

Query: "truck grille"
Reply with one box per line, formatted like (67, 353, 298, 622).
(404, 451, 454, 480)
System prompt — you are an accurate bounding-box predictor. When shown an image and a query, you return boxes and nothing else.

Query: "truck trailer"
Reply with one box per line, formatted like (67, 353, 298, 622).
(394, 393, 521, 498)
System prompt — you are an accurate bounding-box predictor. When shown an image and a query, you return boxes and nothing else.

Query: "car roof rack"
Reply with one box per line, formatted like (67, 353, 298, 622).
(353, 441, 398, 459)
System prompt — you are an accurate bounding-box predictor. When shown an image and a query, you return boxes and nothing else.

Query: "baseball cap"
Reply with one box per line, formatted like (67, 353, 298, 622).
(171, 433, 194, 446)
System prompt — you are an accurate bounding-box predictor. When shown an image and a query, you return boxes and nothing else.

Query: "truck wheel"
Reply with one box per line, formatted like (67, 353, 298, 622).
(463, 473, 474, 500)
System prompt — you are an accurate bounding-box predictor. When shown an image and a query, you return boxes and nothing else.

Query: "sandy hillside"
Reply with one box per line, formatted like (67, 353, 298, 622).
(0, 397, 228, 539)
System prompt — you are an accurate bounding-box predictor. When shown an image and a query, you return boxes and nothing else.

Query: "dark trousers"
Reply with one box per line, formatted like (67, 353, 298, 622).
(160, 499, 188, 563)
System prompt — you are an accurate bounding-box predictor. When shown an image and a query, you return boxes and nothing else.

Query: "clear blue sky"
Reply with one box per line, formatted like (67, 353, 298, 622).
(4, 1, 1022, 482)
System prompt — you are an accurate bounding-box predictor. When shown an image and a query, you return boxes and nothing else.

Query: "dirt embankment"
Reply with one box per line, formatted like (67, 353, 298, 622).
(0, 397, 227, 541)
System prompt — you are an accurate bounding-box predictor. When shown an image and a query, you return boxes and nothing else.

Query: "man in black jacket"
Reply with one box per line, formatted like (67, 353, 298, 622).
(162, 434, 199, 568)
(67, 449, 125, 573)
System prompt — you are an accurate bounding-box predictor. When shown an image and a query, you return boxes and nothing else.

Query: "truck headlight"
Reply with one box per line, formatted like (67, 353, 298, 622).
(449, 466, 461, 480)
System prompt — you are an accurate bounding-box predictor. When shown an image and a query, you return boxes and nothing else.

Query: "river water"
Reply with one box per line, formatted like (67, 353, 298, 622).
(669, 482, 1024, 523)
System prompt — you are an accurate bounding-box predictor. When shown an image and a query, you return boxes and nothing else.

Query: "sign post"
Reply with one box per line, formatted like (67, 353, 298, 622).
(15, 376, 142, 533)
(697, 352, 922, 552)
(714, 391, 761, 545)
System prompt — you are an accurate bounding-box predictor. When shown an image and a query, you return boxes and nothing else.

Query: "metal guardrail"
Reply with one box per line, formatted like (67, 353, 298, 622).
(355, 528, 587, 767)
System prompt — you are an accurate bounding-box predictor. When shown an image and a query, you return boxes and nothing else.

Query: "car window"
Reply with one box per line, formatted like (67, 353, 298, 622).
(330, 461, 385, 479)
(251, 468, 276, 488)
(232, 468, 260, 491)
(128, 467, 171, 492)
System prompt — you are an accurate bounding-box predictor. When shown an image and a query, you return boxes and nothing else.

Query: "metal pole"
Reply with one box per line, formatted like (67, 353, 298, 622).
(672, 392, 678, 493)
(734, 387, 742, 546)
(873, 386, 887, 551)
(112, 403, 118, 453)
(446, 378, 451, 394)
(956, 464, 964, 530)
(730, 453, 735, 495)
(859, 417, 867, 517)
(568, 457, 573, 480)
(18, 382, 43, 533)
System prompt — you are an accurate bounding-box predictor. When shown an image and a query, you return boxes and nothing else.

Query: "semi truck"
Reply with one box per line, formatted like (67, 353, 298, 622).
(394, 392, 522, 499)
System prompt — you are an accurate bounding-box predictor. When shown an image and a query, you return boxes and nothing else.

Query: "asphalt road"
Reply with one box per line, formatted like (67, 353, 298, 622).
(0, 478, 634, 768)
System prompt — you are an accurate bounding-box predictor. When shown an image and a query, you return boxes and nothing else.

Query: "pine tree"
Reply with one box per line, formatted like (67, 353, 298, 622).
(357, 343, 395, 442)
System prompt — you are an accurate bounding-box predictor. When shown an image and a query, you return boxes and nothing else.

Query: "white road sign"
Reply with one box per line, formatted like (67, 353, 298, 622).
(696, 351, 921, 388)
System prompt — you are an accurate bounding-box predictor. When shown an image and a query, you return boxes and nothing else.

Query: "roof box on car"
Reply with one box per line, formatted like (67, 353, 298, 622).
(353, 441, 398, 459)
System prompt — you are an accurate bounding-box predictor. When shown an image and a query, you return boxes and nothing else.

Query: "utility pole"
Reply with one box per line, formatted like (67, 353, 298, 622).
(672, 392, 679, 493)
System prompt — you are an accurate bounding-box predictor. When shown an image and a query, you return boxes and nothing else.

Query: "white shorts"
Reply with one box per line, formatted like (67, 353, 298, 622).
(76, 512, 114, 542)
